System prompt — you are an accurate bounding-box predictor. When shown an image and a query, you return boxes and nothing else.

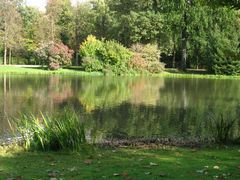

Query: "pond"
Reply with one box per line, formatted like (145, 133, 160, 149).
(0, 74, 240, 142)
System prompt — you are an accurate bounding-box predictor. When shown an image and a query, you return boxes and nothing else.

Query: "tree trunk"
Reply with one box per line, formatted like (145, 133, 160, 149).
(9, 48, 12, 65)
(181, 13, 187, 71)
(51, 18, 54, 42)
(75, 52, 79, 66)
(3, 74, 7, 119)
(4, 44, 7, 65)
(172, 34, 176, 68)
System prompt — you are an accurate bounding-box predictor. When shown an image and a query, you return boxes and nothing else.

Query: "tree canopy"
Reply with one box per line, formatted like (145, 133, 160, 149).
(0, 0, 239, 74)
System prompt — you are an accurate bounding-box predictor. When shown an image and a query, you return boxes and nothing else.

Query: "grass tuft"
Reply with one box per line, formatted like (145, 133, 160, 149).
(11, 111, 86, 151)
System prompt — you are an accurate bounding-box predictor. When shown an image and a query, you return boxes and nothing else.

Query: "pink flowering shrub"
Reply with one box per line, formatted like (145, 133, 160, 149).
(36, 42, 74, 70)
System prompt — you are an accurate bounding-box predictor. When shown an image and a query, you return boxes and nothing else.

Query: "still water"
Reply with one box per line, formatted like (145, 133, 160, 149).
(0, 74, 240, 141)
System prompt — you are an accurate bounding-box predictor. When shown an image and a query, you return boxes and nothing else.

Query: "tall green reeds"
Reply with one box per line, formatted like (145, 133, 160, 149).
(209, 114, 237, 144)
(11, 111, 86, 151)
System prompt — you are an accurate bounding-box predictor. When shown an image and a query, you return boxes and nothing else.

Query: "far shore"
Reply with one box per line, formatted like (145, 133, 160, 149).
(0, 65, 240, 80)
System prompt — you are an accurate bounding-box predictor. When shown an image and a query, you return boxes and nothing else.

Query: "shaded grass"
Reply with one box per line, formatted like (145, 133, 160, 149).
(0, 146, 239, 179)
(1, 66, 240, 79)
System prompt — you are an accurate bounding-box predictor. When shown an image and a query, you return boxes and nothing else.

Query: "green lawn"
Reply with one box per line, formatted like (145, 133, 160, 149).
(0, 146, 239, 179)
(1, 65, 240, 79)
(0, 66, 102, 76)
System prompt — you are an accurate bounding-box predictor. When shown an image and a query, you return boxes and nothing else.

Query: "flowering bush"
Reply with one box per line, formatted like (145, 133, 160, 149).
(35, 42, 74, 70)
(128, 53, 148, 72)
(130, 43, 165, 73)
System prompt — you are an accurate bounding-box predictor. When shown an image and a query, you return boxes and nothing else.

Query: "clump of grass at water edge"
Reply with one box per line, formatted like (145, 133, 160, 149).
(10, 111, 87, 151)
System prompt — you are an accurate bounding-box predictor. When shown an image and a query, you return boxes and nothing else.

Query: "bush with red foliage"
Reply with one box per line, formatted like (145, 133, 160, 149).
(35, 42, 74, 70)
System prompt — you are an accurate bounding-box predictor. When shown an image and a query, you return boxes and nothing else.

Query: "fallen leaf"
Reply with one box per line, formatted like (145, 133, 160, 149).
(48, 172, 57, 177)
(145, 172, 151, 175)
(150, 162, 158, 166)
(68, 167, 77, 172)
(196, 169, 205, 174)
(84, 159, 92, 165)
(213, 166, 220, 170)
(50, 178, 57, 180)
(175, 152, 183, 157)
(113, 173, 120, 176)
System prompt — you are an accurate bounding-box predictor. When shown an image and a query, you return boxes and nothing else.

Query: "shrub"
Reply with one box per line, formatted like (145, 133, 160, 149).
(128, 53, 148, 72)
(82, 57, 103, 72)
(99, 40, 133, 66)
(80, 35, 133, 74)
(35, 42, 74, 70)
(131, 43, 161, 62)
(12, 111, 86, 151)
(79, 35, 103, 58)
(130, 43, 165, 73)
(148, 61, 165, 73)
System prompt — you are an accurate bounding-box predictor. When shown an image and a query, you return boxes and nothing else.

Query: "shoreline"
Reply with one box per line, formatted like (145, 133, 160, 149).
(0, 66, 240, 80)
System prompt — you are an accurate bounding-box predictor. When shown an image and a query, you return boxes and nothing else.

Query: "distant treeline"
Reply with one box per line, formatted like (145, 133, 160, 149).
(0, 0, 240, 74)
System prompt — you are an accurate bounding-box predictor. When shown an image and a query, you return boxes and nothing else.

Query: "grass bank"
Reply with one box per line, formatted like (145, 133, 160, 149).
(0, 66, 102, 76)
(1, 65, 240, 79)
(0, 146, 239, 179)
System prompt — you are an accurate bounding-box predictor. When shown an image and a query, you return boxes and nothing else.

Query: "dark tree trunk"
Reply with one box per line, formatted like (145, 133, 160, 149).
(75, 52, 79, 66)
(172, 33, 176, 68)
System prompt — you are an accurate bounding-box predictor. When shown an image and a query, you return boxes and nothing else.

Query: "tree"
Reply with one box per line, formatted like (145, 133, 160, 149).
(71, 2, 96, 65)
(46, 0, 73, 44)
(205, 7, 240, 75)
(19, 6, 41, 64)
(0, 0, 22, 65)
(92, 0, 115, 39)
(116, 11, 163, 46)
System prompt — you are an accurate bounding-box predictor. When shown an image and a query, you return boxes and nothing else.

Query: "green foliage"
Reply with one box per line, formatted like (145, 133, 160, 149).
(117, 11, 163, 46)
(82, 57, 103, 72)
(12, 111, 86, 151)
(205, 8, 240, 75)
(80, 35, 133, 74)
(35, 42, 74, 70)
(1, 0, 240, 75)
(100, 40, 133, 65)
(79, 35, 103, 58)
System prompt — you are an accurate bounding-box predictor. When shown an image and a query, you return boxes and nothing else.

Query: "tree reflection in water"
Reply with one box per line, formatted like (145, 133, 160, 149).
(0, 75, 239, 142)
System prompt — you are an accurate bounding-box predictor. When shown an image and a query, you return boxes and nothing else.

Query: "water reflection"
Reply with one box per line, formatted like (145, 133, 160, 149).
(0, 75, 240, 140)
